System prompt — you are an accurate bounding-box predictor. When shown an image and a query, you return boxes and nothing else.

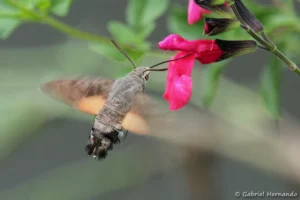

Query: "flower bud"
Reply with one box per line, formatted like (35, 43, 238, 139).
(194, 0, 232, 16)
(230, 0, 263, 32)
(196, 0, 225, 6)
(204, 18, 239, 36)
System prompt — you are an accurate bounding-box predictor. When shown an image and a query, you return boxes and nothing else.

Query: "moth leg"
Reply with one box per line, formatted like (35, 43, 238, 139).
(123, 130, 128, 139)
(118, 129, 128, 140)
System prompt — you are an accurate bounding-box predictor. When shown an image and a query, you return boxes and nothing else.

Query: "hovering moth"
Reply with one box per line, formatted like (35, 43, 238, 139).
(41, 39, 190, 160)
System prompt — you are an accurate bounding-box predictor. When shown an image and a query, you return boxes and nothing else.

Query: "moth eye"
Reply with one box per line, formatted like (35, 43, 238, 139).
(145, 74, 149, 81)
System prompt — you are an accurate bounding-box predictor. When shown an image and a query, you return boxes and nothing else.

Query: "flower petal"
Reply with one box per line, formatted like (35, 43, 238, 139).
(158, 34, 214, 52)
(158, 34, 186, 51)
(163, 55, 176, 101)
(158, 34, 223, 64)
(167, 75, 192, 110)
(163, 51, 195, 110)
(188, 0, 210, 25)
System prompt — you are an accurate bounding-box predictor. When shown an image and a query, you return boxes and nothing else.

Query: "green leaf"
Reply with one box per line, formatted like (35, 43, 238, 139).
(200, 62, 226, 107)
(264, 15, 298, 35)
(0, 1, 23, 39)
(167, 5, 205, 40)
(89, 42, 128, 62)
(0, 0, 51, 39)
(107, 21, 153, 54)
(50, 0, 73, 16)
(0, 18, 21, 39)
(260, 57, 282, 119)
(36, 0, 51, 15)
(89, 43, 146, 63)
(126, 0, 144, 26)
(126, 0, 169, 27)
(108, 21, 139, 45)
(138, 23, 155, 40)
(125, 48, 147, 61)
(0, 0, 18, 13)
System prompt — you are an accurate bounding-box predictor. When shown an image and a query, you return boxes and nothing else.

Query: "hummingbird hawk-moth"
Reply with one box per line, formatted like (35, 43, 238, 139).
(41, 39, 190, 160)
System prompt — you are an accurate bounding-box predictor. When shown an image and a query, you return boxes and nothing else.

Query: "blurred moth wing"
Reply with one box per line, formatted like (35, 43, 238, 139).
(40, 77, 151, 135)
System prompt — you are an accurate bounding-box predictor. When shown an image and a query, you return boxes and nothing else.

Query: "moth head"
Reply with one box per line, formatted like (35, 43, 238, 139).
(131, 67, 151, 82)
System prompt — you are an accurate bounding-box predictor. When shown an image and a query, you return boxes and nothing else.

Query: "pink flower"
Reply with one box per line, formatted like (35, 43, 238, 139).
(188, 0, 210, 25)
(159, 34, 223, 110)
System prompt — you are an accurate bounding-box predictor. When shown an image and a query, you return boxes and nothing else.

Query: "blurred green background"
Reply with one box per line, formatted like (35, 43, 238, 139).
(1, 0, 300, 200)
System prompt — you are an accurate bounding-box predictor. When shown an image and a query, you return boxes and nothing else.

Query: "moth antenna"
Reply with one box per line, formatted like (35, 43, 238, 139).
(110, 38, 137, 69)
(149, 53, 194, 69)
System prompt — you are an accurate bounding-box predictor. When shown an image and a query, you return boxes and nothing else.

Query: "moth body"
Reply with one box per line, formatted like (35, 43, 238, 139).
(85, 67, 150, 159)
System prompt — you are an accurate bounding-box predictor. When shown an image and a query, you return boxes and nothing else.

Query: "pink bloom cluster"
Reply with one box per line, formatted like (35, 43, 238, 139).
(160, 1, 218, 110)
(158, 1, 257, 110)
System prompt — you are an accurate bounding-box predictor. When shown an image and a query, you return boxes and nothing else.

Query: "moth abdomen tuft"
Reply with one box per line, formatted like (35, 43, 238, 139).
(85, 130, 120, 160)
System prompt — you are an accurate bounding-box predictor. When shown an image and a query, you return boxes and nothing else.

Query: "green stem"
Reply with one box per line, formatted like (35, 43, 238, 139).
(247, 27, 300, 75)
(8, 0, 109, 44)
(273, 50, 300, 75)
(7, 0, 170, 58)
(230, 2, 300, 76)
(42, 18, 173, 57)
